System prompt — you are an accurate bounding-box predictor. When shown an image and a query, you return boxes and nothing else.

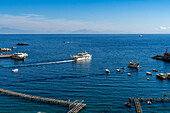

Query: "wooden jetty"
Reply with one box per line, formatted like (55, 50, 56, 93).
(129, 97, 170, 102)
(0, 88, 86, 113)
(129, 97, 170, 113)
(0, 54, 13, 58)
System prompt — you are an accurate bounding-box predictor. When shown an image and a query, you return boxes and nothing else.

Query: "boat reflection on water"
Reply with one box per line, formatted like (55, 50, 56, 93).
(72, 59, 91, 68)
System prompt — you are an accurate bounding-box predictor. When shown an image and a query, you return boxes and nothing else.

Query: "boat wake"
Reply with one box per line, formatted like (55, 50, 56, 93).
(1, 60, 75, 68)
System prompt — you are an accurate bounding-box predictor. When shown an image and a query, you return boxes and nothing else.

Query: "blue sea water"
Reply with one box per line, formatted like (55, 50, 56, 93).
(0, 34, 169, 113)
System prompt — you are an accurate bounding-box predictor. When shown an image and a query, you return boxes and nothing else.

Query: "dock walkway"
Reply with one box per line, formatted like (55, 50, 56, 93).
(134, 98, 143, 113)
(0, 88, 86, 113)
(129, 97, 170, 113)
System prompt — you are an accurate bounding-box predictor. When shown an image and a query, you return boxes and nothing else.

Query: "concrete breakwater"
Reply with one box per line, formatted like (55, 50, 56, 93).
(0, 88, 86, 113)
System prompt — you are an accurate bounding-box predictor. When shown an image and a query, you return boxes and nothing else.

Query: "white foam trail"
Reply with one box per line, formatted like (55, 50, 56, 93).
(2, 60, 75, 68)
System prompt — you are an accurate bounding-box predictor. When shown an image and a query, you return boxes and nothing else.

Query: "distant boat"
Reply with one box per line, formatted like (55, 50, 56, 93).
(17, 43, 28, 45)
(139, 35, 143, 37)
(12, 69, 18, 72)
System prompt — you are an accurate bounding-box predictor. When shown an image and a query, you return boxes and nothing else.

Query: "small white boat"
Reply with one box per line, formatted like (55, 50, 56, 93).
(117, 69, 121, 72)
(12, 69, 18, 72)
(71, 51, 92, 61)
(128, 62, 139, 68)
(11, 53, 27, 60)
(128, 73, 131, 76)
(147, 101, 152, 105)
(139, 35, 143, 37)
(146, 72, 152, 75)
(152, 69, 158, 72)
(105, 69, 110, 73)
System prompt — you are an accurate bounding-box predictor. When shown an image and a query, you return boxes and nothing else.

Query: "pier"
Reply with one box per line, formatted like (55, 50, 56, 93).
(129, 96, 170, 113)
(134, 98, 143, 113)
(0, 88, 86, 113)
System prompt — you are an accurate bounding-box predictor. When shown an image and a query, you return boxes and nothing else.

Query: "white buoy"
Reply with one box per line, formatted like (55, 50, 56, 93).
(128, 73, 131, 76)
(12, 69, 18, 72)
(147, 78, 150, 80)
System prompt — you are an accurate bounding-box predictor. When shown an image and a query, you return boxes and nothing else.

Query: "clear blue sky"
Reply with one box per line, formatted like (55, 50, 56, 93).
(0, 0, 170, 34)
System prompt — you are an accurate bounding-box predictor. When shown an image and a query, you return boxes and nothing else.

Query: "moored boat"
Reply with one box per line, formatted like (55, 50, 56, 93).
(71, 51, 92, 61)
(128, 62, 139, 68)
(11, 53, 26, 60)
(156, 73, 166, 79)
(146, 72, 152, 75)
(12, 69, 18, 72)
(105, 69, 110, 73)
(165, 73, 170, 79)
(152, 69, 158, 72)
(124, 102, 132, 108)
(117, 69, 121, 72)
(0, 48, 12, 51)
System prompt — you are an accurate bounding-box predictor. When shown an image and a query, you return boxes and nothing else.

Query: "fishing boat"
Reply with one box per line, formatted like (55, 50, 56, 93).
(11, 53, 26, 60)
(71, 51, 92, 61)
(128, 62, 139, 68)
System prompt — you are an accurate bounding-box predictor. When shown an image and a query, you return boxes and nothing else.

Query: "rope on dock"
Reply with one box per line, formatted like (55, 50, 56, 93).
(0, 88, 86, 113)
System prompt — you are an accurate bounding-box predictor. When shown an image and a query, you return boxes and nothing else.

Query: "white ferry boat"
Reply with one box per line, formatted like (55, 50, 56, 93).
(11, 53, 28, 60)
(71, 52, 92, 61)
(128, 62, 139, 68)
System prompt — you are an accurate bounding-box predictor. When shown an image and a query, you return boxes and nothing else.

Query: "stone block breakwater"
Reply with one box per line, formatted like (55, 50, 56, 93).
(0, 88, 86, 113)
